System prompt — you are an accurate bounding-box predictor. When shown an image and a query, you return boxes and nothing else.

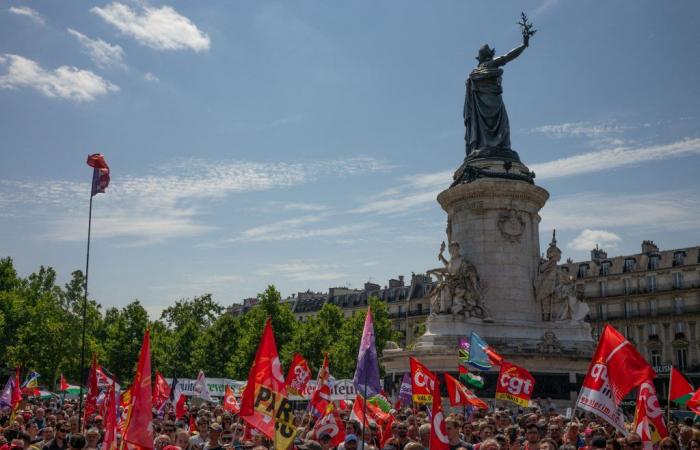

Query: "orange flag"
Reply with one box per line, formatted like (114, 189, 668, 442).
(239, 319, 295, 450)
(444, 373, 488, 409)
(224, 385, 240, 414)
(430, 377, 449, 450)
(123, 329, 153, 450)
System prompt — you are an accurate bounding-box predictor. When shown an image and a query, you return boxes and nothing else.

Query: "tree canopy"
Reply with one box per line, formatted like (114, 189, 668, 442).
(0, 257, 399, 385)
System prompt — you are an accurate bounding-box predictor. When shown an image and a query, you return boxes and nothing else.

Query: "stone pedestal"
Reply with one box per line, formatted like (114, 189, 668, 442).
(380, 176, 594, 407)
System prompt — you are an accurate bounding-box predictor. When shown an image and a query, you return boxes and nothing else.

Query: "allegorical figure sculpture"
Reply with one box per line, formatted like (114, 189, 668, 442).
(535, 231, 589, 323)
(464, 13, 536, 155)
(427, 241, 491, 321)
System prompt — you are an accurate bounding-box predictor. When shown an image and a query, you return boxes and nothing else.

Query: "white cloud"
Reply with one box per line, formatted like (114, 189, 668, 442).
(144, 72, 159, 82)
(228, 214, 375, 243)
(568, 229, 622, 251)
(9, 6, 45, 25)
(91, 2, 210, 52)
(0, 54, 118, 101)
(258, 261, 345, 282)
(532, 121, 629, 138)
(0, 157, 387, 245)
(68, 28, 126, 70)
(541, 190, 700, 232)
(531, 138, 700, 180)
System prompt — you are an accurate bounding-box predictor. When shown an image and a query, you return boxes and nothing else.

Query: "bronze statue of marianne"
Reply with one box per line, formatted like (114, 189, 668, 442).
(464, 13, 536, 156)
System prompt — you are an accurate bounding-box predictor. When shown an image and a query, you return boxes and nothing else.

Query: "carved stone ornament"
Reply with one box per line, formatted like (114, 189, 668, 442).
(537, 331, 562, 354)
(498, 209, 525, 243)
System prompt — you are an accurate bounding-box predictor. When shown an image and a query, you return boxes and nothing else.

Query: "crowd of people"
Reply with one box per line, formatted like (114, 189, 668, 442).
(1, 398, 699, 450)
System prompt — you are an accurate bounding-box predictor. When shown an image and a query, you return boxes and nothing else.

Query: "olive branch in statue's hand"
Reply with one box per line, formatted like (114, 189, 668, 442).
(518, 12, 537, 47)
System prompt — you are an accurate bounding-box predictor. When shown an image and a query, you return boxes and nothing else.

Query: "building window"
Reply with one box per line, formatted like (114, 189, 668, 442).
(677, 348, 688, 371)
(597, 303, 608, 320)
(600, 261, 611, 276)
(578, 264, 588, 279)
(398, 305, 403, 315)
(674, 297, 684, 314)
(648, 255, 660, 270)
(416, 303, 423, 314)
(624, 258, 636, 273)
(673, 251, 685, 266)
(650, 349, 662, 367)
(675, 322, 685, 334)
(625, 301, 634, 318)
(624, 325, 632, 339)
(623, 278, 632, 295)
(646, 275, 656, 293)
(673, 272, 683, 289)
(649, 299, 658, 316)
(599, 281, 608, 297)
(649, 323, 657, 336)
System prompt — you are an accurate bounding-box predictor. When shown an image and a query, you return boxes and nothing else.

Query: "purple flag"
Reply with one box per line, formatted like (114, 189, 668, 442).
(398, 373, 412, 406)
(0, 376, 15, 409)
(353, 307, 382, 398)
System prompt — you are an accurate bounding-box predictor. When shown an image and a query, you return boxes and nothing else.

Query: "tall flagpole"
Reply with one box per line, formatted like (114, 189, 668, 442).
(78, 190, 94, 432)
(361, 354, 368, 450)
(667, 368, 672, 425)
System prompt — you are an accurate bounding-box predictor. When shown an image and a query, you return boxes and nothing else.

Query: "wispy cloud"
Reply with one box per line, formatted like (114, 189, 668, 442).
(531, 138, 700, 180)
(144, 72, 159, 82)
(9, 6, 45, 25)
(68, 28, 126, 70)
(568, 229, 622, 251)
(230, 217, 374, 243)
(91, 2, 210, 52)
(532, 121, 630, 138)
(0, 157, 387, 245)
(541, 190, 700, 232)
(0, 54, 118, 101)
(258, 261, 345, 282)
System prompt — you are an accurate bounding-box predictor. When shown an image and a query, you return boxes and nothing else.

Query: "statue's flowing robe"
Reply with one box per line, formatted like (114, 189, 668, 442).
(464, 64, 511, 153)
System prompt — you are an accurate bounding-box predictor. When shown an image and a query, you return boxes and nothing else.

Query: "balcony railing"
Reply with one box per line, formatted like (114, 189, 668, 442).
(589, 304, 700, 322)
(586, 282, 699, 299)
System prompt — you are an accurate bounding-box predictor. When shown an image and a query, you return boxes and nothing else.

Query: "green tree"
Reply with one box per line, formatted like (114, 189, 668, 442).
(226, 286, 297, 379)
(328, 297, 398, 378)
(280, 303, 344, 372)
(191, 313, 240, 376)
(102, 301, 149, 382)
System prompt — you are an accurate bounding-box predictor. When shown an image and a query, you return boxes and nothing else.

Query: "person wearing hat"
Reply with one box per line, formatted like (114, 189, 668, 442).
(342, 435, 358, 450)
(204, 424, 223, 450)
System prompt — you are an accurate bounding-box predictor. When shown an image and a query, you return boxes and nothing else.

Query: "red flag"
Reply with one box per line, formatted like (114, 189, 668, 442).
(189, 415, 197, 433)
(669, 367, 694, 407)
(430, 377, 449, 450)
(687, 388, 700, 415)
(444, 373, 488, 409)
(409, 357, 436, 403)
(495, 361, 535, 408)
(86, 154, 110, 196)
(123, 329, 153, 450)
(224, 385, 240, 414)
(239, 318, 294, 449)
(152, 371, 171, 410)
(60, 374, 69, 391)
(633, 380, 668, 447)
(102, 384, 118, 450)
(312, 406, 345, 448)
(350, 394, 391, 430)
(175, 395, 187, 419)
(284, 353, 312, 397)
(84, 355, 99, 425)
(577, 324, 656, 433)
(309, 353, 331, 417)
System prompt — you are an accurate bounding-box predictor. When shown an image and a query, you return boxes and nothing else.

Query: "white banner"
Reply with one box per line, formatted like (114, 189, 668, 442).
(166, 378, 359, 400)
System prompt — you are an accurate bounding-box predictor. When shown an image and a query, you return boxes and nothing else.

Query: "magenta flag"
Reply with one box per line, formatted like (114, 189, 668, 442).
(352, 307, 382, 398)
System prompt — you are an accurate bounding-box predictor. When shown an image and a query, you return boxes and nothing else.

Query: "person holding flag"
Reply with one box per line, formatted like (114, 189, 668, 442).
(352, 307, 382, 450)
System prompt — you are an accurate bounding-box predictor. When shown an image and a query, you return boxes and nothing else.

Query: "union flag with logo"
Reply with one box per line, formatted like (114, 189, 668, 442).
(495, 361, 535, 407)
(409, 357, 436, 403)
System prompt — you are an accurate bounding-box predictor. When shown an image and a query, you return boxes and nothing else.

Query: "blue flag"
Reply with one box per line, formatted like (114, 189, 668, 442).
(460, 332, 502, 371)
(353, 307, 382, 398)
(398, 373, 412, 406)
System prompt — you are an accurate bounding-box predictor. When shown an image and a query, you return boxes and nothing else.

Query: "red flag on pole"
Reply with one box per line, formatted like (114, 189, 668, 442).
(83, 355, 99, 425)
(495, 361, 535, 408)
(123, 329, 153, 450)
(309, 353, 331, 418)
(312, 405, 345, 448)
(669, 367, 694, 407)
(60, 374, 69, 392)
(223, 385, 240, 414)
(284, 353, 311, 397)
(686, 388, 700, 415)
(409, 357, 436, 403)
(239, 318, 295, 449)
(444, 373, 488, 409)
(86, 154, 110, 196)
(152, 371, 171, 411)
(102, 383, 118, 450)
(430, 377, 449, 450)
(633, 380, 668, 447)
(576, 324, 656, 433)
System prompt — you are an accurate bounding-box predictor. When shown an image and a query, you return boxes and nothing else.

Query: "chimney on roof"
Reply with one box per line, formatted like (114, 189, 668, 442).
(642, 240, 659, 254)
(590, 245, 607, 262)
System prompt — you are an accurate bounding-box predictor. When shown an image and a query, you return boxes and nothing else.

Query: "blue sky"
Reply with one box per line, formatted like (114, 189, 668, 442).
(1, 0, 699, 318)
